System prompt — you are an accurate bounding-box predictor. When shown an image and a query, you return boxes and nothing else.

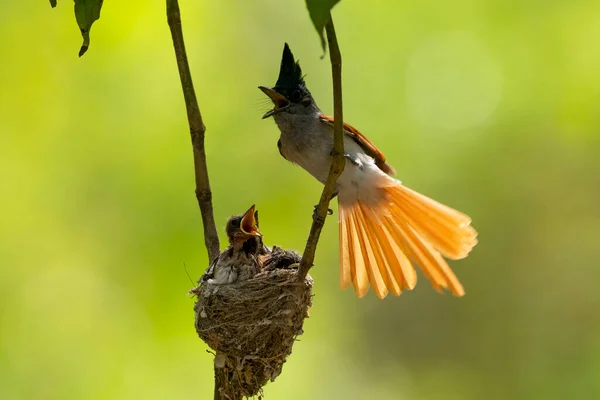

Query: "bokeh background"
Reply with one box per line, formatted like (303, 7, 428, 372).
(2, 1, 600, 399)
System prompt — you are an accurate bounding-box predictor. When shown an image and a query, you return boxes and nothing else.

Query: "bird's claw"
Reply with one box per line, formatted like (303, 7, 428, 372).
(313, 205, 333, 222)
(313, 204, 333, 214)
(312, 206, 324, 223)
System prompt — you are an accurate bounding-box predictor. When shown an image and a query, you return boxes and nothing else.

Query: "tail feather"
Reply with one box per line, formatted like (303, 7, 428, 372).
(345, 207, 369, 297)
(382, 185, 477, 260)
(380, 218, 417, 290)
(353, 207, 388, 298)
(338, 181, 476, 298)
(359, 204, 403, 295)
(357, 204, 396, 298)
(339, 207, 352, 290)
(389, 216, 465, 296)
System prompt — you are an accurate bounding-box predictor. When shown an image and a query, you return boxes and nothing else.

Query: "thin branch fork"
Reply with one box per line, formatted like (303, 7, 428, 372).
(297, 15, 345, 280)
(166, 0, 220, 262)
(166, 1, 226, 398)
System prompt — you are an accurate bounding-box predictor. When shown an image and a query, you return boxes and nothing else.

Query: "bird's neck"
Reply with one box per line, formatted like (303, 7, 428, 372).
(273, 107, 335, 185)
(274, 106, 321, 139)
(232, 237, 261, 255)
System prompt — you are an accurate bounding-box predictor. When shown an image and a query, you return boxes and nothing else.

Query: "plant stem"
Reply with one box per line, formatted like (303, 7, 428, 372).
(166, 0, 220, 262)
(298, 15, 345, 280)
(213, 365, 242, 400)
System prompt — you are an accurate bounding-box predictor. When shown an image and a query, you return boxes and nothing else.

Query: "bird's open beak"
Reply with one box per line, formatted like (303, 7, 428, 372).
(259, 86, 290, 119)
(240, 205, 262, 237)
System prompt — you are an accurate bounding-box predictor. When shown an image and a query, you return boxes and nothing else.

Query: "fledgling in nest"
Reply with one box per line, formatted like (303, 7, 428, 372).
(191, 205, 312, 399)
(202, 204, 267, 285)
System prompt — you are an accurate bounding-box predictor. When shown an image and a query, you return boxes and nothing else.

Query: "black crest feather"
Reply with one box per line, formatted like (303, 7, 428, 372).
(274, 43, 305, 91)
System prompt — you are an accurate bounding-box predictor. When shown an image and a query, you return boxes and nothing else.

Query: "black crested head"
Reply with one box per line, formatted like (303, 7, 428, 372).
(275, 43, 304, 90)
(273, 43, 309, 102)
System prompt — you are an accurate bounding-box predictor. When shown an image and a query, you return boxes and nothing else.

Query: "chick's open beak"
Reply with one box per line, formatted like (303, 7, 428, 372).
(259, 86, 290, 119)
(240, 205, 262, 237)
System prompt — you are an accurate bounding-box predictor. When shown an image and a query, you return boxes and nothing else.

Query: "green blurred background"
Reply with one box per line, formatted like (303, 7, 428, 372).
(2, 1, 600, 399)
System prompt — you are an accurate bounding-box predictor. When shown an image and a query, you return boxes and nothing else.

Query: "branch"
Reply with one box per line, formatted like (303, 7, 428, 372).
(213, 365, 242, 400)
(166, 0, 220, 262)
(298, 15, 345, 280)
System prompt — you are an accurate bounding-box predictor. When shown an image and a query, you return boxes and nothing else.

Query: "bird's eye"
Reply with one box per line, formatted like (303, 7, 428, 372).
(290, 89, 302, 102)
(301, 97, 311, 107)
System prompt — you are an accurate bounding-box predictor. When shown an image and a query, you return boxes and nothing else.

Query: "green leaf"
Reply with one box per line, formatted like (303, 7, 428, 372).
(50, 0, 57, 8)
(74, 0, 104, 57)
(305, 0, 340, 50)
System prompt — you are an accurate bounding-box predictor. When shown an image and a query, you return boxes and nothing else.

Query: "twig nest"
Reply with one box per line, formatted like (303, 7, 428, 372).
(191, 249, 313, 398)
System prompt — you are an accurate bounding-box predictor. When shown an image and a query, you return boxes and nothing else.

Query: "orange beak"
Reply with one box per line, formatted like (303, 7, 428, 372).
(240, 205, 262, 237)
(259, 86, 290, 119)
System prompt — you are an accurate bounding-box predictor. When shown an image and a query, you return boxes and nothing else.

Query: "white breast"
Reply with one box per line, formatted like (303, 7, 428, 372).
(274, 109, 397, 207)
(278, 122, 394, 207)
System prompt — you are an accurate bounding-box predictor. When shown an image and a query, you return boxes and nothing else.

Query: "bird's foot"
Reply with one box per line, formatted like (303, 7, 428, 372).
(313, 204, 333, 215)
(312, 206, 324, 223)
(329, 148, 342, 157)
(313, 205, 333, 222)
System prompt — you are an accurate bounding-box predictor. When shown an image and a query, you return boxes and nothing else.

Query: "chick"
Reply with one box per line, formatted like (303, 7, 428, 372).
(261, 245, 301, 271)
(203, 205, 266, 285)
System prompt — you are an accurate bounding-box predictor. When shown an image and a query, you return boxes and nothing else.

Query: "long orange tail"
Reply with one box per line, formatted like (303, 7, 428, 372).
(338, 183, 477, 299)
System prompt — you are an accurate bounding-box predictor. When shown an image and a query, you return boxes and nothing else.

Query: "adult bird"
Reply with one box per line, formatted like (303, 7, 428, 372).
(259, 43, 478, 299)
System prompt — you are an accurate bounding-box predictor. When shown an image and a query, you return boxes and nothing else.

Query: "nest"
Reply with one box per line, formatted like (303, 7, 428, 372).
(191, 247, 313, 399)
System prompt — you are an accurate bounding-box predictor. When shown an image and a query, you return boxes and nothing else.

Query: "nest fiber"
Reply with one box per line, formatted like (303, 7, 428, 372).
(192, 266, 313, 398)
